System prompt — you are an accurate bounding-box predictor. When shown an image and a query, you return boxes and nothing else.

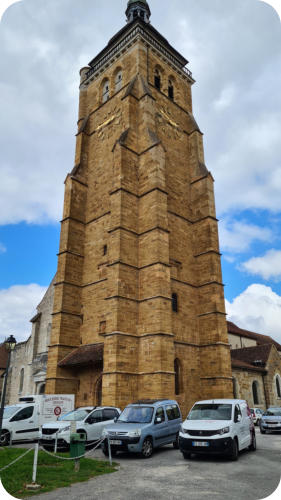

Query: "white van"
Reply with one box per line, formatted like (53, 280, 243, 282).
(1, 394, 74, 445)
(179, 399, 256, 460)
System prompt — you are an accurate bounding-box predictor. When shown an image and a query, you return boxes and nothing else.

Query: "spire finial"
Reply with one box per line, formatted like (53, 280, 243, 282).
(126, 0, 151, 23)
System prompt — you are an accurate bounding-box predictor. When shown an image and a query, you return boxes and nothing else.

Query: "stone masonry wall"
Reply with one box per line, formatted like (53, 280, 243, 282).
(46, 32, 233, 416)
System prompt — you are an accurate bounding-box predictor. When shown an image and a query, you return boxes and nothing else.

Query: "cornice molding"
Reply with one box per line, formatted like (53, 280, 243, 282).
(82, 23, 193, 88)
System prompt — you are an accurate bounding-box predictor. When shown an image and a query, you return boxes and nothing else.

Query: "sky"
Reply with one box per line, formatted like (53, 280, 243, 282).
(0, 0, 281, 345)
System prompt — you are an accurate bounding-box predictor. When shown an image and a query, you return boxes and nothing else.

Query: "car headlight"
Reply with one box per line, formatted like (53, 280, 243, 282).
(102, 428, 108, 437)
(58, 425, 70, 433)
(128, 429, 141, 437)
(218, 427, 230, 435)
(180, 425, 189, 434)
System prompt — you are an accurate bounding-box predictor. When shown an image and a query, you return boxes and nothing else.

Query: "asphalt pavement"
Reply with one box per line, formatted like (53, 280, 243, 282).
(12, 428, 281, 500)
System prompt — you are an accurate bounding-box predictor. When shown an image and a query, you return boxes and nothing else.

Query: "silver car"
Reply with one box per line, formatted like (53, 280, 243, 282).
(250, 408, 264, 425)
(260, 407, 281, 434)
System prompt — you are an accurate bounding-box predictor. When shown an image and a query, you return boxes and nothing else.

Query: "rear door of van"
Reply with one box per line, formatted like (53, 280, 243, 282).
(240, 402, 252, 448)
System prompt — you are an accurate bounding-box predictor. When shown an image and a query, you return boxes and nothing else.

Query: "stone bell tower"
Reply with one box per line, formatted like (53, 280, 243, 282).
(45, 0, 233, 415)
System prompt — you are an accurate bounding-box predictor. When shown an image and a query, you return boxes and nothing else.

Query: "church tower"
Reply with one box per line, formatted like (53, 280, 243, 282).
(46, 0, 233, 415)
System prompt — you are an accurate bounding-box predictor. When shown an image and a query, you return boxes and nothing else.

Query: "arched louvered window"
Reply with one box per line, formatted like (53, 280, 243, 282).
(172, 293, 178, 312)
(174, 358, 181, 395)
(168, 79, 174, 100)
(102, 80, 110, 103)
(154, 69, 161, 90)
(276, 375, 281, 398)
(19, 368, 24, 393)
(115, 71, 122, 92)
(252, 380, 259, 405)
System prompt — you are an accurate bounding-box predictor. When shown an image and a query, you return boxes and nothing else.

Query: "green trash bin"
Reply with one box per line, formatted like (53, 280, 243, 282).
(70, 432, 86, 458)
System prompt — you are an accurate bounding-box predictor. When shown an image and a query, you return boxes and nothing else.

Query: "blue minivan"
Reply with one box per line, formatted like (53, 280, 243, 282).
(101, 399, 182, 458)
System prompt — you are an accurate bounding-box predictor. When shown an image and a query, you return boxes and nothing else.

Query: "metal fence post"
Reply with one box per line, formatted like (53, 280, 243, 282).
(9, 430, 12, 447)
(107, 435, 112, 466)
(54, 432, 58, 453)
(32, 442, 39, 484)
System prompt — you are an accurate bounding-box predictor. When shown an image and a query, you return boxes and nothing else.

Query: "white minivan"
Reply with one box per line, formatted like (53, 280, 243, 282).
(40, 406, 121, 450)
(179, 399, 256, 460)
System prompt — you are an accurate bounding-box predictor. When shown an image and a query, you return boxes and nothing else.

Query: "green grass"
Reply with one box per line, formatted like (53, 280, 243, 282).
(0, 447, 118, 498)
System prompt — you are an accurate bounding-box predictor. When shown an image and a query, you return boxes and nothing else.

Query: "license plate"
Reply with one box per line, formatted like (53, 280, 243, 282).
(44, 435, 54, 441)
(268, 424, 278, 427)
(110, 440, 122, 445)
(192, 441, 209, 447)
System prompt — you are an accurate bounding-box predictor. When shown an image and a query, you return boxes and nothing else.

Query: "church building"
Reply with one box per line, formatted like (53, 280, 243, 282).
(45, 0, 234, 416)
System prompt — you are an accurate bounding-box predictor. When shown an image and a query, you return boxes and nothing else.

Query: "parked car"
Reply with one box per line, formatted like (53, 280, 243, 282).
(179, 399, 256, 461)
(250, 408, 264, 425)
(39, 406, 120, 449)
(101, 399, 182, 458)
(260, 407, 281, 434)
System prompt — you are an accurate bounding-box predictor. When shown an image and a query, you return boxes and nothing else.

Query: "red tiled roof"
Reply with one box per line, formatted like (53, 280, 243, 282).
(231, 344, 272, 373)
(227, 321, 281, 351)
(231, 358, 266, 373)
(58, 343, 103, 367)
(0, 343, 9, 370)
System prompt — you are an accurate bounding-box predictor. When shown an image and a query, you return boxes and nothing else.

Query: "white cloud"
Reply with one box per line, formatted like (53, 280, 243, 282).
(213, 85, 236, 111)
(225, 284, 281, 344)
(0, 0, 280, 224)
(0, 284, 47, 343)
(219, 219, 272, 254)
(175, 0, 281, 217)
(240, 249, 281, 281)
(0, 242, 6, 254)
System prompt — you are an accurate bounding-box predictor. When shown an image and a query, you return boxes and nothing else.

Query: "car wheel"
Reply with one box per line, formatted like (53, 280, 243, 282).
(260, 428, 265, 434)
(173, 432, 179, 449)
(229, 438, 239, 461)
(102, 444, 117, 458)
(141, 437, 153, 458)
(102, 445, 109, 457)
(0, 430, 10, 446)
(182, 451, 191, 459)
(249, 432, 256, 451)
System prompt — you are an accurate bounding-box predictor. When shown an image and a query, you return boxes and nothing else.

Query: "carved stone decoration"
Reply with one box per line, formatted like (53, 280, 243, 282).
(156, 106, 182, 139)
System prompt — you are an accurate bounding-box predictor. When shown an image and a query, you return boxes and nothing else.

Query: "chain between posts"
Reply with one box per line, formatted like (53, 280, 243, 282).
(0, 434, 113, 475)
(39, 435, 109, 461)
(0, 448, 32, 472)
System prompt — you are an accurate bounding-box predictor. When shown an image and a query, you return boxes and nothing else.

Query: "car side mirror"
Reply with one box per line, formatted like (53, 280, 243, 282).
(235, 414, 241, 423)
(114, 417, 118, 423)
(86, 417, 95, 425)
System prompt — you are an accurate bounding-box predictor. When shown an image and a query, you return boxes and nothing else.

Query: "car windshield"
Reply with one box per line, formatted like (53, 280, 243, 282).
(188, 404, 232, 421)
(264, 408, 281, 417)
(3, 406, 19, 419)
(118, 406, 153, 423)
(58, 409, 92, 421)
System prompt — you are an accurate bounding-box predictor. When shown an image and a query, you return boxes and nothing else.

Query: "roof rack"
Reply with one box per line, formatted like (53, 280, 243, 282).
(132, 399, 170, 405)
